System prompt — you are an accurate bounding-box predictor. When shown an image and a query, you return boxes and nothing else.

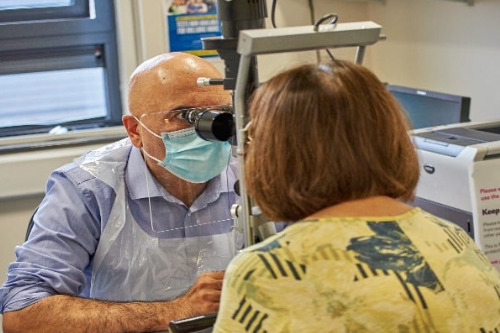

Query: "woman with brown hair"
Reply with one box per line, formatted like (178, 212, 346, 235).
(213, 60, 500, 332)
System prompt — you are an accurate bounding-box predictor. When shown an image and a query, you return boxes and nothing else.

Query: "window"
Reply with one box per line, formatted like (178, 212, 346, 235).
(0, 0, 122, 137)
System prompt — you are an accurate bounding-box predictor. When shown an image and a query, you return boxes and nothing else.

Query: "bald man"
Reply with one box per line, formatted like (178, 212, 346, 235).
(1, 53, 240, 332)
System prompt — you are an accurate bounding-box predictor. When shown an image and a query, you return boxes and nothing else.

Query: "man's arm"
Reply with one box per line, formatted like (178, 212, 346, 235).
(3, 271, 224, 333)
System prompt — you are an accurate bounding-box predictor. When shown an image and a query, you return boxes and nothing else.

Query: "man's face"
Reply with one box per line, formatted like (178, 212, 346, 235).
(127, 53, 231, 181)
(138, 84, 231, 176)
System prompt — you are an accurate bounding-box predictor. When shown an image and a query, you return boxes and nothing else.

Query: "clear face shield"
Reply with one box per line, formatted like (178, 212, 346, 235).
(79, 105, 242, 301)
(136, 105, 242, 278)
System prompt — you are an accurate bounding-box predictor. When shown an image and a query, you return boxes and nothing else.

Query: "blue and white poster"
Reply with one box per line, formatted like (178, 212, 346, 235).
(166, 0, 220, 57)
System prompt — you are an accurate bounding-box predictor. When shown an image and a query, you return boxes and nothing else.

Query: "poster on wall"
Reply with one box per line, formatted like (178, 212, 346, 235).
(470, 158, 500, 272)
(166, 0, 220, 57)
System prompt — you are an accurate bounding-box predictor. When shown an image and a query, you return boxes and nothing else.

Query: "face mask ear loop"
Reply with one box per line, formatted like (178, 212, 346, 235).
(141, 148, 163, 165)
(133, 115, 162, 139)
(133, 115, 164, 165)
(143, 158, 156, 233)
(134, 116, 161, 233)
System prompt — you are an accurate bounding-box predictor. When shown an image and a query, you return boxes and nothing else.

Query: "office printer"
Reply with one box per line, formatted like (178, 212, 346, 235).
(411, 120, 500, 271)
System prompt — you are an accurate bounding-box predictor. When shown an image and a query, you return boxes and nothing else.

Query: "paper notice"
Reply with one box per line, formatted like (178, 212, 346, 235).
(470, 159, 500, 271)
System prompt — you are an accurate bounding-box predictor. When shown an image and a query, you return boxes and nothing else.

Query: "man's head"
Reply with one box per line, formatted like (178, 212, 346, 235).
(244, 59, 420, 222)
(123, 52, 231, 185)
(126, 52, 229, 122)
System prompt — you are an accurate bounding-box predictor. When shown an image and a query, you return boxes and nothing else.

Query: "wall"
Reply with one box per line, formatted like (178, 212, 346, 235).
(366, 0, 500, 122)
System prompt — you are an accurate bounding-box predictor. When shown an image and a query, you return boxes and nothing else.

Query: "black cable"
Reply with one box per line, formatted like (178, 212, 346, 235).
(271, 0, 278, 28)
(307, 0, 321, 63)
(325, 48, 335, 60)
(314, 13, 339, 60)
(307, 0, 315, 25)
(313, 13, 338, 31)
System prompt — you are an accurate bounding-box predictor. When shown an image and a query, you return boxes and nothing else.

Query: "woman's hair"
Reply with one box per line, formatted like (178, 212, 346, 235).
(244, 59, 420, 222)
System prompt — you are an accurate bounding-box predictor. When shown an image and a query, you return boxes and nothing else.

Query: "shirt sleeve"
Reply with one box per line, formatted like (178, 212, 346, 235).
(0, 164, 110, 313)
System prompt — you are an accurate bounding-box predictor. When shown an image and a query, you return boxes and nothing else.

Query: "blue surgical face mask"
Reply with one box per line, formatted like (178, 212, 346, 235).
(135, 118, 231, 183)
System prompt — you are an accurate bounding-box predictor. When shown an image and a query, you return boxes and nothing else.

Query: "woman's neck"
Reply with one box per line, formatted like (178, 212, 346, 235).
(306, 196, 413, 220)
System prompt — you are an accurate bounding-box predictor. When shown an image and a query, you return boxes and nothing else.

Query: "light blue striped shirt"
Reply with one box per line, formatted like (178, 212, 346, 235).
(0, 139, 237, 312)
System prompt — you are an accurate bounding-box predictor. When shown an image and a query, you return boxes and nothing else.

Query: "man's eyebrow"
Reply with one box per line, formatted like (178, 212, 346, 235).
(171, 105, 197, 111)
(170, 105, 233, 112)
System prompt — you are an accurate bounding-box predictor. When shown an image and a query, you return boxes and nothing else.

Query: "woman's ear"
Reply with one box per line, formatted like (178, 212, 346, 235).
(122, 114, 142, 147)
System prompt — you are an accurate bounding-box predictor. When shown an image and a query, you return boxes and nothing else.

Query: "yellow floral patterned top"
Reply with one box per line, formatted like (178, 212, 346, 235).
(213, 208, 500, 333)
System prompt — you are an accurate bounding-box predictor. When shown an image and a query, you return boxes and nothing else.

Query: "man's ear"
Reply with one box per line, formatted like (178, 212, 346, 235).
(122, 115, 142, 147)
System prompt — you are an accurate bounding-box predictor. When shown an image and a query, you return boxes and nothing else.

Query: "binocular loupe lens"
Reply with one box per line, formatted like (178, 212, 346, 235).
(181, 108, 234, 142)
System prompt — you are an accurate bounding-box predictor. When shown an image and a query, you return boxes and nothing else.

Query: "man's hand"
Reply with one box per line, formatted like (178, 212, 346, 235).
(174, 271, 225, 317)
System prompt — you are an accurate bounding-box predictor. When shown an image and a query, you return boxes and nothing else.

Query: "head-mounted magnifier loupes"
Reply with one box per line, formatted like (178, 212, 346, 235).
(178, 105, 234, 142)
